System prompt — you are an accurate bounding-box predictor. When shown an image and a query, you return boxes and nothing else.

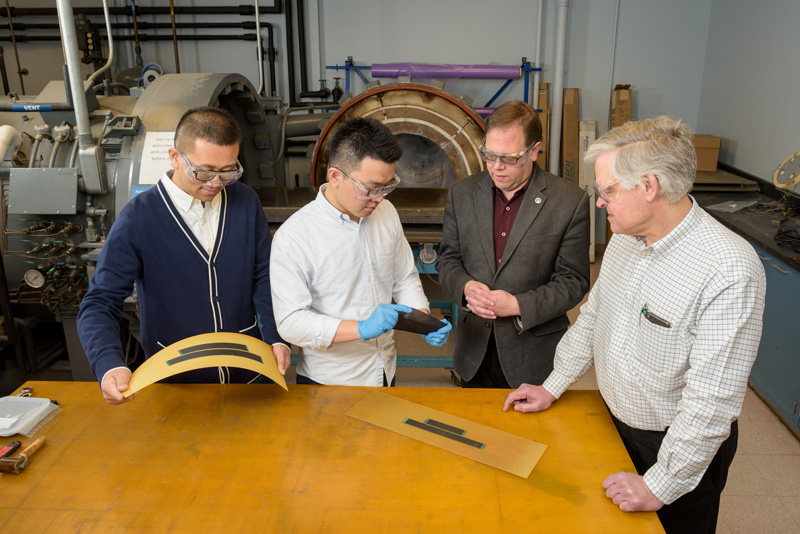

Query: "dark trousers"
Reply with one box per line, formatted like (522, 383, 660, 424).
(461, 332, 511, 389)
(296, 372, 396, 387)
(609, 410, 738, 534)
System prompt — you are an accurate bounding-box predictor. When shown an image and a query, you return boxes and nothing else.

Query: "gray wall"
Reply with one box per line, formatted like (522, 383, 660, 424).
(698, 0, 800, 181)
(8, 0, 794, 184)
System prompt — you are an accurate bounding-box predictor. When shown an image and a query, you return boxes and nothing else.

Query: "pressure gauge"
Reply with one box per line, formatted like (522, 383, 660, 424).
(23, 269, 46, 289)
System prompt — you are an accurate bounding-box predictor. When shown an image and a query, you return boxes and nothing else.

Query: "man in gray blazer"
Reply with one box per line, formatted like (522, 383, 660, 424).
(437, 100, 591, 388)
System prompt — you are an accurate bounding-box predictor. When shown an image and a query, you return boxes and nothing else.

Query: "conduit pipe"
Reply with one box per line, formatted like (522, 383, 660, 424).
(296, 0, 309, 92)
(255, 0, 264, 95)
(606, 0, 620, 131)
(56, 0, 106, 194)
(86, 0, 113, 85)
(0, 47, 9, 94)
(170, 0, 180, 73)
(532, 0, 543, 109)
(0, 34, 264, 43)
(549, 0, 568, 177)
(5, 21, 274, 31)
(2, 4, 283, 17)
(3, 0, 24, 93)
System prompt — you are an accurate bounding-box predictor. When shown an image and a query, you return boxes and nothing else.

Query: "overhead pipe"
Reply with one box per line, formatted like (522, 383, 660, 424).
(169, 0, 180, 73)
(605, 0, 621, 131)
(265, 23, 277, 96)
(1, 4, 279, 95)
(0, 34, 264, 43)
(1, 4, 283, 17)
(86, 0, 113, 85)
(129, 0, 143, 68)
(4, 21, 277, 31)
(296, 0, 309, 92)
(284, 0, 298, 106)
(293, 0, 328, 101)
(532, 0, 543, 109)
(549, 0, 569, 177)
(56, 0, 107, 194)
(3, 0, 25, 93)
(0, 47, 9, 94)
(255, 0, 264, 95)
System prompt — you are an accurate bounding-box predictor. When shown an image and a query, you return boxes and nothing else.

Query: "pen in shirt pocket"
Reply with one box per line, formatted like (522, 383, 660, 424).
(641, 304, 671, 328)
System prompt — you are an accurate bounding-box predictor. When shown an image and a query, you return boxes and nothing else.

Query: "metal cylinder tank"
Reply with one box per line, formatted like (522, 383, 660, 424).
(310, 81, 486, 188)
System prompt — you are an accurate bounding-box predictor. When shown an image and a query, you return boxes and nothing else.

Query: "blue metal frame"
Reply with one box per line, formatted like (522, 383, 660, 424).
(326, 57, 542, 108)
(484, 58, 542, 108)
(326, 56, 372, 96)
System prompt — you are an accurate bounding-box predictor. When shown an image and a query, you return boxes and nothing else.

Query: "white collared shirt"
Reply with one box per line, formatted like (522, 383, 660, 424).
(160, 172, 221, 253)
(270, 185, 430, 386)
(543, 198, 766, 504)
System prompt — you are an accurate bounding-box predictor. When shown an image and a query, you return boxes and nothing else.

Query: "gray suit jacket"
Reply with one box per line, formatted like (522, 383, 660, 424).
(437, 166, 591, 388)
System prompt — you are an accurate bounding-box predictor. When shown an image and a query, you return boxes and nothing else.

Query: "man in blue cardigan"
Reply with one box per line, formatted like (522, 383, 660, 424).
(78, 107, 289, 405)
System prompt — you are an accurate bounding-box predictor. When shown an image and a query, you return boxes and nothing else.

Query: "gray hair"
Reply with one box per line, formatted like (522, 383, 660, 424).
(584, 116, 696, 203)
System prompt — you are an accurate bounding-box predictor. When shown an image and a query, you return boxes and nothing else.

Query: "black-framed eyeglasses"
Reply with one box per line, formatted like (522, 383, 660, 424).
(479, 141, 536, 166)
(332, 166, 401, 200)
(177, 148, 243, 184)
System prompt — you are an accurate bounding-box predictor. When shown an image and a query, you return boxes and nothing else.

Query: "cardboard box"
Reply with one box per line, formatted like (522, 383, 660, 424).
(537, 107, 550, 171)
(610, 85, 631, 128)
(579, 120, 597, 262)
(537, 82, 549, 111)
(692, 134, 721, 172)
(561, 88, 579, 183)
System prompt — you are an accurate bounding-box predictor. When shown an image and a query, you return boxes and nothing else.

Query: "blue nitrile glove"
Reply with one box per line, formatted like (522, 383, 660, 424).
(422, 318, 452, 347)
(357, 303, 412, 341)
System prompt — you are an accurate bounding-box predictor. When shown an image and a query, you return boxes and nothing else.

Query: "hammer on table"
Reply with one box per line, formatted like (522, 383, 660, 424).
(0, 437, 46, 474)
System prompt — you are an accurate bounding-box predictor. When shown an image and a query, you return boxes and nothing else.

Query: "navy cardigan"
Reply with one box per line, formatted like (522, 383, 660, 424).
(77, 179, 285, 384)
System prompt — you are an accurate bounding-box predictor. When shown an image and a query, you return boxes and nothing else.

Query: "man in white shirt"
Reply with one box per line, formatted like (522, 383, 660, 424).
(270, 117, 451, 386)
(503, 116, 766, 534)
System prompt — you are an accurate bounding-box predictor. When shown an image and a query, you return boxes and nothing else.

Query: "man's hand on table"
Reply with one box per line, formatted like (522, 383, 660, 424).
(101, 368, 135, 405)
(503, 383, 556, 413)
(603, 472, 664, 512)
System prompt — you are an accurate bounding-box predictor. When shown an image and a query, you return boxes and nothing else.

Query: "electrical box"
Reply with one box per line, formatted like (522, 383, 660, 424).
(8, 168, 80, 214)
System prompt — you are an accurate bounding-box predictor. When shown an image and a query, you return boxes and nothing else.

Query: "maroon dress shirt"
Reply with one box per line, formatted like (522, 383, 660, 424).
(492, 171, 533, 267)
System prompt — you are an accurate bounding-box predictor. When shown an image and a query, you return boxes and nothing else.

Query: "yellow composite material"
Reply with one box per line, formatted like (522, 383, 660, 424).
(347, 391, 547, 477)
(124, 332, 288, 396)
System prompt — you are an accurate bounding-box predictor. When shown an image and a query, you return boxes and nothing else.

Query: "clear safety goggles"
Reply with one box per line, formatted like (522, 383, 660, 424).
(178, 148, 243, 184)
(333, 166, 401, 200)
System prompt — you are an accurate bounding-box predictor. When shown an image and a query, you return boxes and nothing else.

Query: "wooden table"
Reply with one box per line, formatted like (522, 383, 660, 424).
(0, 382, 664, 533)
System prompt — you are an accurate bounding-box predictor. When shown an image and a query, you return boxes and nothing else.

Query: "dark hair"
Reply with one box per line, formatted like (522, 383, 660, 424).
(328, 117, 402, 171)
(174, 106, 242, 152)
(485, 100, 543, 146)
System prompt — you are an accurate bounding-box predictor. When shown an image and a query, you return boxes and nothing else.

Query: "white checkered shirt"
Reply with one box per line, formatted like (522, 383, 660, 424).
(543, 198, 766, 504)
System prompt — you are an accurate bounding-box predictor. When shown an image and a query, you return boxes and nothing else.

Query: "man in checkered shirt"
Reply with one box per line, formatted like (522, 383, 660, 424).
(504, 116, 766, 534)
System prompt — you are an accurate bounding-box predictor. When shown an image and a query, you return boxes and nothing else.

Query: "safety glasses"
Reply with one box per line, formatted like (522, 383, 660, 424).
(479, 141, 536, 167)
(333, 166, 401, 200)
(177, 148, 243, 184)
